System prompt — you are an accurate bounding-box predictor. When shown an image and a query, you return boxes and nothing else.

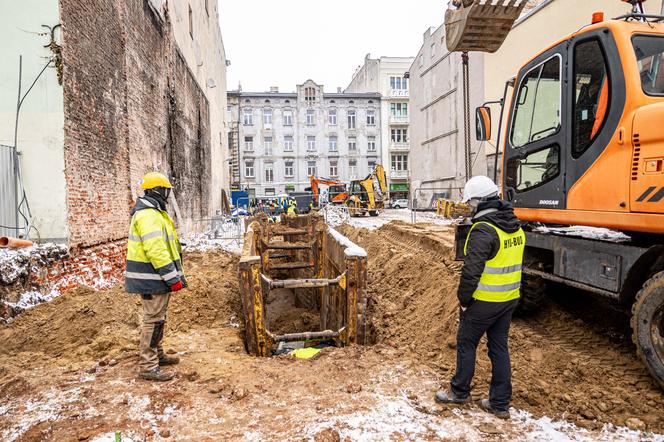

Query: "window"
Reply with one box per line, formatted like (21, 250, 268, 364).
(506, 145, 560, 192)
(307, 161, 317, 176)
(283, 110, 293, 126)
(284, 136, 294, 152)
(305, 87, 316, 102)
(348, 109, 356, 129)
(348, 137, 357, 152)
(431, 42, 436, 59)
(285, 160, 294, 177)
(263, 108, 272, 126)
(330, 161, 338, 177)
(245, 161, 254, 178)
(205, 0, 209, 16)
(243, 108, 253, 126)
(368, 136, 376, 152)
(367, 110, 375, 125)
(390, 102, 408, 116)
(264, 137, 273, 155)
(633, 35, 664, 96)
(511, 55, 561, 148)
(328, 109, 338, 125)
(307, 136, 316, 151)
(573, 39, 609, 158)
(329, 136, 338, 152)
(265, 163, 274, 182)
(244, 136, 254, 151)
(391, 129, 408, 142)
(306, 109, 315, 126)
(188, 4, 193, 39)
(391, 154, 408, 171)
(349, 159, 357, 178)
(265, 188, 275, 196)
(419, 54, 424, 67)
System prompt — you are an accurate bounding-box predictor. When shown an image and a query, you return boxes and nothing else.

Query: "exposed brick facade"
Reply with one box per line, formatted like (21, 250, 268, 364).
(59, 0, 211, 248)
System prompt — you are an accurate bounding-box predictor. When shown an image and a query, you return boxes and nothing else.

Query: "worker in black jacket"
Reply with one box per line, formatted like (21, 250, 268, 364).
(435, 176, 525, 420)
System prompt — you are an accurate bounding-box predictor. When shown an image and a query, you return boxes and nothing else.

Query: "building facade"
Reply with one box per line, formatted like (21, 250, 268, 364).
(0, 0, 228, 245)
(345, 55, 414, 200)
(408, 25, 486, 207)
(227, 80, 381, 198)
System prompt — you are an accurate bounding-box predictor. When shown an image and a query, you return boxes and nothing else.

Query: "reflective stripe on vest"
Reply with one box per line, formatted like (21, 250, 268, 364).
(464, 221, 526, 302)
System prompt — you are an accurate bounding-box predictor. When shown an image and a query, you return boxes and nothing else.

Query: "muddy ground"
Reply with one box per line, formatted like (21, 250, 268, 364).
(0, 222, 663, 441)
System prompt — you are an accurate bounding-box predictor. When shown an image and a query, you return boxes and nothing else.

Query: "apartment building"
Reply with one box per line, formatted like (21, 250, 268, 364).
(345, 55, 414, 200)
(227, 80, 381, 198)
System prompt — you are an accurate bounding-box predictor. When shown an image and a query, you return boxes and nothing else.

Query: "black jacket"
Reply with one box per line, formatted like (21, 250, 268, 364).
(457, 198, 522, 307)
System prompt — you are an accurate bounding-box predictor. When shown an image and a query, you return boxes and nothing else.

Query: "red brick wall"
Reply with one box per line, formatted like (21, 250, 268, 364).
(59, 0, 212, 248)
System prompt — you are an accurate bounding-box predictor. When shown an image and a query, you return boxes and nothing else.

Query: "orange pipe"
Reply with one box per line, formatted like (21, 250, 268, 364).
(0, 237, 33, 248)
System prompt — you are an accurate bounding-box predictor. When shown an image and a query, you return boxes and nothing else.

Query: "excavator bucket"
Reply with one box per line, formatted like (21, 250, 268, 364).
(445, 0, 527, 53)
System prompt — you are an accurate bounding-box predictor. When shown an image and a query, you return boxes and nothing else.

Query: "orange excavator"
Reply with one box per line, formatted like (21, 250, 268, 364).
(306, 176, 348, 207)
(451, 0, 664, 388)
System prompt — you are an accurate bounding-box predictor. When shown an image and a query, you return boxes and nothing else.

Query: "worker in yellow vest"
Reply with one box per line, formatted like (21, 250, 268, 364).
(435, 176, 525, 420)
(125, 172, 186, 382)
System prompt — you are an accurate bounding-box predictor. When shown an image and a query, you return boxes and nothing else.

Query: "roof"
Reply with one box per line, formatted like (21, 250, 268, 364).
(228, 91, 381, 100)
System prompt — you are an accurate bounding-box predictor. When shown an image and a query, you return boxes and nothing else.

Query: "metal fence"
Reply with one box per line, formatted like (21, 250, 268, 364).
(410, 186, 464, 224)
(0, 144, 17, 238)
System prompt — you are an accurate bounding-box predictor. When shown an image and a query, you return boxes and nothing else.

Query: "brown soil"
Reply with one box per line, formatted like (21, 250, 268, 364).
(0, 224, 663, 440)
(340, 222, 664, 431)
(266, 288, 321, 335)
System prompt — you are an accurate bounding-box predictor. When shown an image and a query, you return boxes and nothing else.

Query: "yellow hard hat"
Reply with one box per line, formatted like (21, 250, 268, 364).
(140, 172, 173, 190)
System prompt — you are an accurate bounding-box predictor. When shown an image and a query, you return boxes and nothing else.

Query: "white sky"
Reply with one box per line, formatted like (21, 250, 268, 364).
(218, 0, 444, 93)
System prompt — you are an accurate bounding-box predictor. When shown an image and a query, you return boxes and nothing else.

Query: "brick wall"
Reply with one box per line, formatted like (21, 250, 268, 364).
(59, 0, 212, 248)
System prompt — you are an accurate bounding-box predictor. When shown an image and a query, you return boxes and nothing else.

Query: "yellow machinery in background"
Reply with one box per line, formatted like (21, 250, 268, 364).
(346, 165, 387, 217)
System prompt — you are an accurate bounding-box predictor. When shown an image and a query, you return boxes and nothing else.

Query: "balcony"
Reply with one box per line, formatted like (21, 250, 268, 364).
(389, 141, 410, 151)
(388, 89, 409, 98)
(389, 169, 409, 179)
(389, 115, 409, 125)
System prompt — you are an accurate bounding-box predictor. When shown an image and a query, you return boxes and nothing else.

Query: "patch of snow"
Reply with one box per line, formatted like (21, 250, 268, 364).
(3, 289, 61, 311)
(320, 204, 349, 227)
(90, 432, 137, 442)
(533, 225, 630, 242)
(327, 227, 367, 257)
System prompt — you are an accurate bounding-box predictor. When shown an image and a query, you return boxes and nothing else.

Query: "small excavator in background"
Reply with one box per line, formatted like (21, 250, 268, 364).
(306, 176, 348, 207)
(346, 164, 388, 217)
(446, 0, 664, 389)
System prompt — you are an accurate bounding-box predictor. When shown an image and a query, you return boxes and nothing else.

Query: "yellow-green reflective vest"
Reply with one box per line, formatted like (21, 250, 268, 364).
(125, 197, 186, 294)
(464, 221, 525, 302)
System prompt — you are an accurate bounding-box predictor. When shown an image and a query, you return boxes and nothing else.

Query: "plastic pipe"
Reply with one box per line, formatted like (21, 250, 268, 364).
(0, 237, 33, 248)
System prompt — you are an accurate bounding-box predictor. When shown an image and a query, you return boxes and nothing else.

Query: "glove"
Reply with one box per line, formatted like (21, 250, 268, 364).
(170, 280, 184, 292)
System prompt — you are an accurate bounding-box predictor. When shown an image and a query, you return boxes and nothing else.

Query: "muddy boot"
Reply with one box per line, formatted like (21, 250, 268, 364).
(138, 368, 174, 382)
(159, 355, 180, 366)
(479, 399, 510, 419)
(434, 390, 469, 404)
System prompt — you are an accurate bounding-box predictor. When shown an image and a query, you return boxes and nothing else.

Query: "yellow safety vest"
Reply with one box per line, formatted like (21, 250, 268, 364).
(464, 221, 525, 302)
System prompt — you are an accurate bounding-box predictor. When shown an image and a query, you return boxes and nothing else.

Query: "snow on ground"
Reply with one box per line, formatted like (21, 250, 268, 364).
(343, 208, 453, 231)
(183, 217, 245, 255)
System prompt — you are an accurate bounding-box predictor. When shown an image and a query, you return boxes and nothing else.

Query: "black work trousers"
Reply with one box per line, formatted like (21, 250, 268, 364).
(450, 298, 518, 411)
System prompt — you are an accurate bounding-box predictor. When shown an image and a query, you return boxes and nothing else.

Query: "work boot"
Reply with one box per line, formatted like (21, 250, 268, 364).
(434, 389, 470, 404)
(479, 399, 510, 420)
(138, 368, 174, 382)
(159, 355, 180, 366)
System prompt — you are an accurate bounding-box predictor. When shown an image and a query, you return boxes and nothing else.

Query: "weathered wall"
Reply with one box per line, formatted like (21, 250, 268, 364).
(0, 0, 67, 241)
(59, 0, 213, 247)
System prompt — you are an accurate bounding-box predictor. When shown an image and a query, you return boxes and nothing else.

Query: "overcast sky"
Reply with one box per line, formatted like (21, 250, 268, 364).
(219, 0, 444, 93)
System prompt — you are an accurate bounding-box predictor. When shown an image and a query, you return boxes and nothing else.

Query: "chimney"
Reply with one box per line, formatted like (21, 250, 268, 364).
(337, 87, 342, 93)
(270, 86, 279, 93)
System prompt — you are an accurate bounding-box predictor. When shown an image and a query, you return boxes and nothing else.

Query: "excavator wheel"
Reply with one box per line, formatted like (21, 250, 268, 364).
(369, 210, 379, 217)
(516, 272, 547, 316)
(631, 270, 664, 390)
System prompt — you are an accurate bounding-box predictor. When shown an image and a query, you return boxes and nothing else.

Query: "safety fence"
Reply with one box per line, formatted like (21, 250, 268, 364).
(0, 145, 17, 238)
(410, 186, 464, 224)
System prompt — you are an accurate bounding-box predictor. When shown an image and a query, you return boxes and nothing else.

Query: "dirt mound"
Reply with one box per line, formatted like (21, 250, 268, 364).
(340, 222, 664, 432)
(0, 251, 241, 364)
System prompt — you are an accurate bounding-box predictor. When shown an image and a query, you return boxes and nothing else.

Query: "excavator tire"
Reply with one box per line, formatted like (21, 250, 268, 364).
(516, 272, 547, 316)
(369, 210, 379, 217)
(631, 271, 664, 390)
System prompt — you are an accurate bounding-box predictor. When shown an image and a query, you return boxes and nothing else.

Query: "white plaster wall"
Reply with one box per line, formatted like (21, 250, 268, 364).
(0, 0, 67, 241)
(169, 0, 228, 213)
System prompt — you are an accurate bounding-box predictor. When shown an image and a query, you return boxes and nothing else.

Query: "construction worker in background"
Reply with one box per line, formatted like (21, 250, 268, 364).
(287, 198, 297, 215)
(125, 172, 186, 382)
(435, 176, 525, 420)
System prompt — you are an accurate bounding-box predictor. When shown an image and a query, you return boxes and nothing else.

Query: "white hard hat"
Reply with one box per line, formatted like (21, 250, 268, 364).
(462, 176, 499, 203)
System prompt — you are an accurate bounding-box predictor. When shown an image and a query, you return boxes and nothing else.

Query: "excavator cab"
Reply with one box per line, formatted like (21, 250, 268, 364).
(444, 0, 527, 53)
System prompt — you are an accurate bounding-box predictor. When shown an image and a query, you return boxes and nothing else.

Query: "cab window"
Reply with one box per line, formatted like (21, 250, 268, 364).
(510, 55, 561, 148)
(506, 145, 560, 193)
(633, 35, 664, 96)
(573, 39, 610, 158)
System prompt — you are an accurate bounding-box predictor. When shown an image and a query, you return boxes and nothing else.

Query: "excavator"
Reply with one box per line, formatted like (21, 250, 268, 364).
(346, 164, 388, 217)
(306, 176, 348, 207)
(448, 0, 664, 389)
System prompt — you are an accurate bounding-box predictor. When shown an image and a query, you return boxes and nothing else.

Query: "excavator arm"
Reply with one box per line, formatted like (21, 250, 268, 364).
(307, 176, 348, 206)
